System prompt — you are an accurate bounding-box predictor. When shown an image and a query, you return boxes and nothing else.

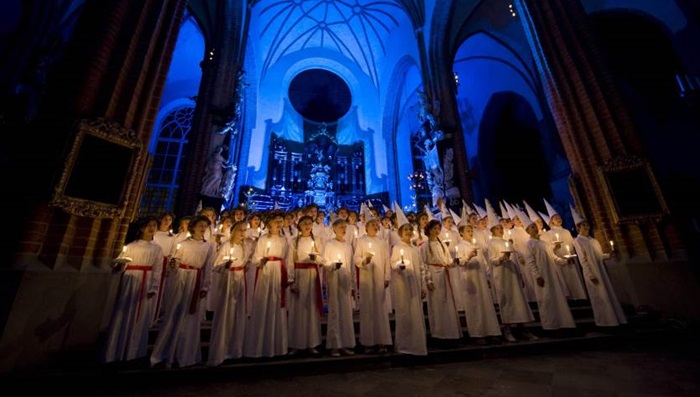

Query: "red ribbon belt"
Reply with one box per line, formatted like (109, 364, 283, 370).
(154, 256, 168, 322)
(429, 263, 456, 305)
(179, 263, 203, 314)
(255, 257, 288, 308)
(229, 265, 247, 314)
(125, 264, 152, 320)
(294, 262, 323, 316)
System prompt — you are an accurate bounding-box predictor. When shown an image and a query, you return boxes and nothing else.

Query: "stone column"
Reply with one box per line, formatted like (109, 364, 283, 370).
(2, 0, 186, 372)
(513, 0, 684, 262)
(175, 2, 251, 216)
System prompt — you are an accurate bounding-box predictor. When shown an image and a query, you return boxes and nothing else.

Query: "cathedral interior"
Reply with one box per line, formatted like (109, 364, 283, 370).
(1, 0, 700, 373)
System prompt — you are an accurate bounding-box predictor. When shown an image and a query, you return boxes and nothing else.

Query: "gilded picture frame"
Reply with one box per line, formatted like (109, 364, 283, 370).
(50, 118, 142, 219)
(597, 156, 669, 225)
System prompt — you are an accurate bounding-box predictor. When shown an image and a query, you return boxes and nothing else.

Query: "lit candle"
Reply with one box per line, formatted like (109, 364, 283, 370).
(311, 240, 315, 252)
(186, 232, 191, 238)
(369, 242, 372, 250)
(609, 240, 614, 250)
(455, 246, 459, 255)
(122, 245, 127, 253)
(176, 243, 181, 251)
(471, 238, 476, 245)
(265, 241, 271, 255)
(169, 229, 173, 235)
(400, 248, 404, 262)
(488, 235, 492, 240)
(354, 229, 358, 238)
(219, 224, 223, 233)
(257, 227, 261, 236)
(508, 230, 512, 238)
(555, 233, 560, 241)
(566, 244, 571, 255)
(229, 247, 234, 256)
(337, 253, 342, 262)
(505, 241, 510, 250)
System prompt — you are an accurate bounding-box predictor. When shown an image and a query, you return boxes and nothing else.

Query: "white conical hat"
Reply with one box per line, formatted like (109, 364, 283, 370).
(538, 211, 551, 225)
(395, 205, 410, 229)
(543, 198, 559, 218)
(382, 203, 391, 214)
(460, 200, 470, 223)
(361, 202, 377, 223)
(570, 204, 585, 225)
(499, 202, 510, 220)
(440, 201, 451, 221)
(450, 209, 462, 225)
(424, 204, 435, 221)
(505, 202, 518, 220)
(523, 201, 541, 223)
(517, 207, 534, 229)
(485, 199, 501, 230)
(367, 200, 374, 208)
(473, 203, 487, 219)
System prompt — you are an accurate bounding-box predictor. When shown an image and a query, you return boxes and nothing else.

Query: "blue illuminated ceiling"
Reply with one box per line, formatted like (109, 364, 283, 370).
(258, 0, 404, 87)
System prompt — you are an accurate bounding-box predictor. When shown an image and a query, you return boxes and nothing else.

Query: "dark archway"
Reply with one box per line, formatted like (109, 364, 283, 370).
(475, 92, 551, 205)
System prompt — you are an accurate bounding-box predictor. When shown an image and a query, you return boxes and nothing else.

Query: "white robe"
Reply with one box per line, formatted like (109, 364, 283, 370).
(455, 240, 501, 338)
(441, 228, 464, 311)
(103, 240, 163, 363)
(153, 231, 176, 324)
(509, 227, 537, 302)
(244, 234, 290, 357)
(524, 238, 576, 330)
(421, 240, 462, 339)
(207, 241, 249, 366)
(286, 236, 323, 349)
(150, 238, 214, 367)
(574, 236, 627, 326)
(390, 242, 427, 355)
(353, 235, 392, 346)
(321, 239, 356, 349)
(543, 227, 587, 299)
(487, 237, 535, 324)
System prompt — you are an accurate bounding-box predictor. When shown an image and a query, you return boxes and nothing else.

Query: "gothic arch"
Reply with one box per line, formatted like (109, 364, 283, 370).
(383, 54, 422, 208)
(475, 91, 552, 206)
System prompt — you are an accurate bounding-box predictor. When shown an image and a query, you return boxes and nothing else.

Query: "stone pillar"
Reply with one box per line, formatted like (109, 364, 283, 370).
(2, 0, 186, 372)
(175, 2, 251, 216)
(513, 0, 685, 262)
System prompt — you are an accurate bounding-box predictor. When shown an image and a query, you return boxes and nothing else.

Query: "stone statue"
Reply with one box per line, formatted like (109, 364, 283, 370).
(201, 145, 229, 198)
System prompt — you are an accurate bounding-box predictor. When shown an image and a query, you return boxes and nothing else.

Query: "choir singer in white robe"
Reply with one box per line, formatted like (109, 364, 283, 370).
(207, 221, 250, 366)
(150, 215, 214, 368)
(354, 215, 392, 354)
(286, 216, 324, 355)
(521, 210, 576, 331)
(572, 215, 627, 327)
(321, 219, 357, 357)
(103, 216, 163, 363)
(244, 214, 290, 358)
(390, 211, 428, 356)
(455, 224, 501, 344)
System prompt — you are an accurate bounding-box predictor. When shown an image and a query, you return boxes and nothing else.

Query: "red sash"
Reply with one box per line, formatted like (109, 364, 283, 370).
(429, 263, 457, 306)
(179, 264, 203, 314)
(294, 263, 323, 316)
(153, 256, 168, 322)
(125, 264, 152, 320)
(255, 257, 288, 308)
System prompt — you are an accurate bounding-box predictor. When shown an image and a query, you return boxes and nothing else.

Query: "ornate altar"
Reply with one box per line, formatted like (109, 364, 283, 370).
(261, 122, 365, 210)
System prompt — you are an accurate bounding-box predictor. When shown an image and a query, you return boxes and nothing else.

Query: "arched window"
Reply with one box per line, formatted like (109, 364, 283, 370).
(139, 106, 194, 216)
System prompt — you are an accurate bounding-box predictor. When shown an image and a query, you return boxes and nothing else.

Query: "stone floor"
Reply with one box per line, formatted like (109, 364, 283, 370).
(5, 325, 700, 397)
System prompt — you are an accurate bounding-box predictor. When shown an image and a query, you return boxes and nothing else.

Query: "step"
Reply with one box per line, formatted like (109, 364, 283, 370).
(8, 316, 674, 391)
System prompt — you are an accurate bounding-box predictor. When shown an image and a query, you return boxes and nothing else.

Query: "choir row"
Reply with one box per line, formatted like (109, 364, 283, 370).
(102, 198, 626, 368)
